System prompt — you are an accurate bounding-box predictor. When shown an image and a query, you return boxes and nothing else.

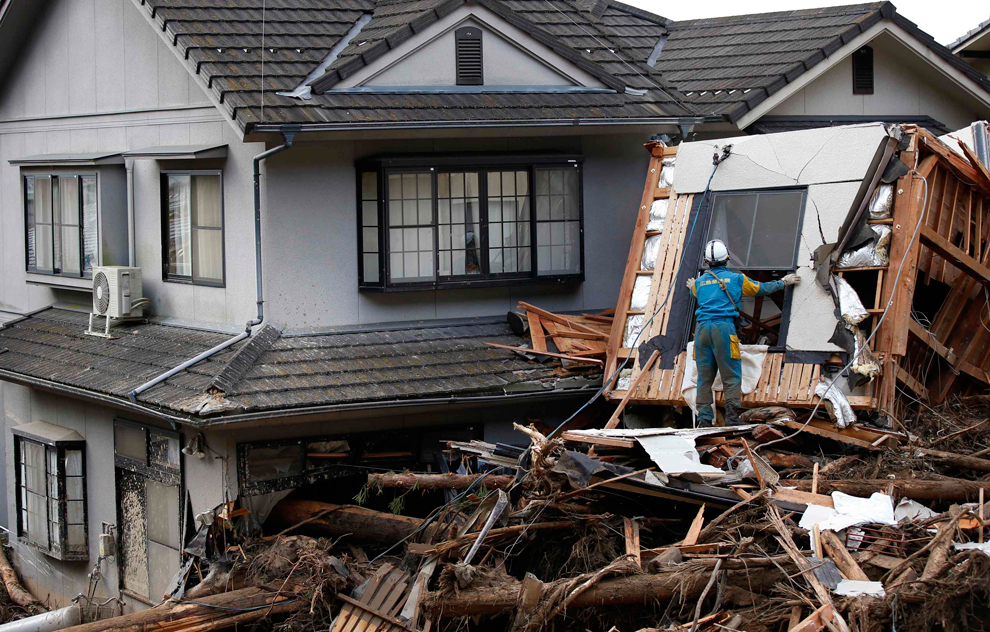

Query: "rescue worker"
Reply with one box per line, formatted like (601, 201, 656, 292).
(687, 239, 800, 427)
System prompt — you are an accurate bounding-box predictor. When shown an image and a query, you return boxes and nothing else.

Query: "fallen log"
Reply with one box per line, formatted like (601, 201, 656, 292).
(367, 472, 516, 491)
(901, 446, 990, 473)
(267, 500, 453, 545)
(794, 478, 990, 502)
(421, 565, 788, 617)
(0, 545, 44, 612)
(60, 587, 298, 632)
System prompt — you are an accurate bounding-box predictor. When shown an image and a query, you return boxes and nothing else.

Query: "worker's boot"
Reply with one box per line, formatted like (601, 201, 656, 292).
(725, 403, 745, 426)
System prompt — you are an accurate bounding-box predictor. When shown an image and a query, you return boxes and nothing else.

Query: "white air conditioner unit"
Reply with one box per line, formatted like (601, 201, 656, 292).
(86, 266, 146, 338)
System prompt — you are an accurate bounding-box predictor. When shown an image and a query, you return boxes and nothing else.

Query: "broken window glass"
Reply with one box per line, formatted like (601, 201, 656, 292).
(707, 190, 805, 269)
(246, 445, 304, 482)
(13, 427, 88, 561)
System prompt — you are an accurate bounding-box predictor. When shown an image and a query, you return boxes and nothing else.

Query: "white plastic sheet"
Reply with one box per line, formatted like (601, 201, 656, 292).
(835, 275, 869, 325)
(868, 183, 894, 219)
(636, 434, 724, 477)
(834, 580, 886, 598)
(895, 498, 938, 522)
(647, 199, 668, 232)
(815, 381, 857, 429)
(658, 157, 676, 188)
(799, 492, 896, 532)
(680, 341, 768, 414)
(623, 314, 645, 348)
(630, 276, 652, 312)
(954, 542, 990, 554)
(641, 235, 662, 270)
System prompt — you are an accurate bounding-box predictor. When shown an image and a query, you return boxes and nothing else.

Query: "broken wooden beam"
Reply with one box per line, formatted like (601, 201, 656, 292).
(795, 477, 990, 502)
(485, 342, 603, 365)
(818, 529, 869, 582)
(900, 445, 990, 473)
(367, 472, 516, 491)
(919, 225, 990, 286)
(267, 499, 452, 545)
(420, 564, 789, 617)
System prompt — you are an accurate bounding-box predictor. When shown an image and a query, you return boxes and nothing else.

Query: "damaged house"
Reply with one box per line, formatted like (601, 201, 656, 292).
(0, 0, 989, 621)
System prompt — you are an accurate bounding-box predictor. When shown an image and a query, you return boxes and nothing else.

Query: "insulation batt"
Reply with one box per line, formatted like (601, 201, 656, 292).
(834, 276, 869, 324)
(630, 276, 652, 312)
(647, 199, 668, 232)
(815, 381, 857, 429)
(837, 225, 891, 268)
(641, 235, 662, 270)
(623, 314, 645, 348)
(868, 183, 894, 219)
(658, 157, 676, 188)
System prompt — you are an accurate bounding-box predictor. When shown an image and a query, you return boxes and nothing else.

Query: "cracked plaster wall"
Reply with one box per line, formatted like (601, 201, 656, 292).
(672, 124, 892, 352)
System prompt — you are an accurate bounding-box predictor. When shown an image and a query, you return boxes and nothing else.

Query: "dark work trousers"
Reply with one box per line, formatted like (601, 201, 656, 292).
(694, 318, 742, 427)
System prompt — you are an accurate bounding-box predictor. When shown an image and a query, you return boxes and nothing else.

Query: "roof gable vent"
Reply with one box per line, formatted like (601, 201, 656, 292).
(852, 46, 874, 95)
(456, 27, 483, 85)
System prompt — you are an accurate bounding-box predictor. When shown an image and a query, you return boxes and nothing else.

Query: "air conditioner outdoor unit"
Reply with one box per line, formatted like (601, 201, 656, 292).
(86, 266, 147, 338)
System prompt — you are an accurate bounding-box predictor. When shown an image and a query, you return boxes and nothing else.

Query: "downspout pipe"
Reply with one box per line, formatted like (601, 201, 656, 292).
(127, 127, 299, 403)
(246, 125, 299, 332)
(125, 157, 136, 266)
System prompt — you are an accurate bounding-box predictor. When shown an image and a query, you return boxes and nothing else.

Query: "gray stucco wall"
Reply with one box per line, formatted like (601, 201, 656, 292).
(262, 131, 650, 328)
(768, 32, 990, 130)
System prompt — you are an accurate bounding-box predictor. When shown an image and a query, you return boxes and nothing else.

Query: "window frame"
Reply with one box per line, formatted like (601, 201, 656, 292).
(23, 172, 100, 279)
(704, 188, 807, 272)
(356, 154, 585, 291)
(160, 170, 226, 288)
(113, 419, 184, 605)
(12, 428, 88, 562)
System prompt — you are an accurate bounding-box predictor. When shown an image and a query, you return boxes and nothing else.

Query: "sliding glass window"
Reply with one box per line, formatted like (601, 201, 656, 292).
(162, 171, 224, 286)
(24, 174, 98, 277)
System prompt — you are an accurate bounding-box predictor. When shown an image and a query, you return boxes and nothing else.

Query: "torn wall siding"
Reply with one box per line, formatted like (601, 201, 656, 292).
(671, 123, 894, 354)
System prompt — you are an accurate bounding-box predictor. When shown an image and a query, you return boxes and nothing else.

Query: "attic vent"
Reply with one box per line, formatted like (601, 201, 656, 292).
(852, 46, 874, 95)
(456, 27, 483, 86)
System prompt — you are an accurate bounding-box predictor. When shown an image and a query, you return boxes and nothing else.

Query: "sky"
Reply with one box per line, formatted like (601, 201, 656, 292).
(627, 0, 988, 47)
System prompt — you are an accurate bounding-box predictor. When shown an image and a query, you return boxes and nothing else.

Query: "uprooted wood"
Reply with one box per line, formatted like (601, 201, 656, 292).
(0, 546, 44, 614)
(367, 472, 517, 490)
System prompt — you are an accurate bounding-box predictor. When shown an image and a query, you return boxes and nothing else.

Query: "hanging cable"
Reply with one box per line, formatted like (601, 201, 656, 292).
(756, 171, 930, 452)
(548, 145, 731, 438)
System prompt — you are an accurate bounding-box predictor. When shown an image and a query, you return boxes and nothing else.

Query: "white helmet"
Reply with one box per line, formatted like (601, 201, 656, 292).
(704, 239, 729, 266)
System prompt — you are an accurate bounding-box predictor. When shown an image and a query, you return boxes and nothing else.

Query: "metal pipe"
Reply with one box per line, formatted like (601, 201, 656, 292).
(246, 126, 299, 331)
(126, 127, 299, 403)
(0, 605, 79, 632)
(125, 157, 136, 266)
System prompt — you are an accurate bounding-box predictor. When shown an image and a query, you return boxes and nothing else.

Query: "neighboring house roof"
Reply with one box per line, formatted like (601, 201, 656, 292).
(136, 0, 695, 132)
(657, 2, 990, 123)
(0, 309, 596, 426)
(748, 115, 951, 135)
(949, 16, 990, 53)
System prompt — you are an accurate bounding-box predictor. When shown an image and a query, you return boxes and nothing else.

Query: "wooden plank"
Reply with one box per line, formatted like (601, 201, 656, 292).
(527, 311, 547, 353)
(776, 420, 878, 449)
(768, 353, 784, 403)
(517, 303, 603, 336)
(605, 147, 665, 379)
(958, 139, 990, 192)
(907, 319, 957, 364)
(654, 186, 671, 199)
(337, 595, 416, 632)
(772, 487, 834, 508)
(560, 432, 636, 449)
(680, 504, 705, 546)
(623, 518, 641, 568)
(485, 342, 603, 365)
(787, 604, 836, 632)
(919, 224, 990, 285)
(605, 350, 659, 428)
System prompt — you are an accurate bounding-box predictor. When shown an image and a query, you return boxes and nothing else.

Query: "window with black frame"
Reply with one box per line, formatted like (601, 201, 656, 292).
(162, 171, 224, 286)
(703, 189, 806, 346)
(113, 420, 182, 605)
(24, 174, 99, 277)
(357, 157, 583, 290)
(12, 422, 88, 561)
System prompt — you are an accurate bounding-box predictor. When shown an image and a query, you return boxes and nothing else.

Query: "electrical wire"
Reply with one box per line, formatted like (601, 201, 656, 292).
(548, 150, 729, 439)
(756, 171, 930, 452)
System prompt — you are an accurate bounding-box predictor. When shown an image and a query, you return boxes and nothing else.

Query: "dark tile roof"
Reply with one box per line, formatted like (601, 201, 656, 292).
(658, 2, 990, 123)
(136, 0, 694, 131)
(0, 309, 591, 424)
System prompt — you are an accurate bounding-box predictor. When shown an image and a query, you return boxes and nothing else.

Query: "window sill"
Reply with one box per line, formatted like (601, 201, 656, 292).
(17, 536, 88, 562)
(25, 272, 92, 292)
(359, 275, 583, 292)
(163, 277, 225, 289)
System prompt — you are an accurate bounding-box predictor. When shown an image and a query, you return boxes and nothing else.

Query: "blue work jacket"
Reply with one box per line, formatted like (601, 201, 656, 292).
(690, 266, 785, 323)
